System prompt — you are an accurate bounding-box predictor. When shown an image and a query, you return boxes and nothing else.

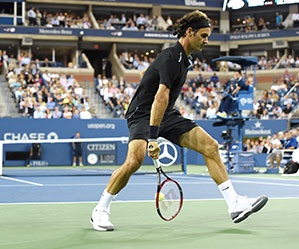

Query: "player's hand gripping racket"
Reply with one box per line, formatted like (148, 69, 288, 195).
(153, 159, 183, 221)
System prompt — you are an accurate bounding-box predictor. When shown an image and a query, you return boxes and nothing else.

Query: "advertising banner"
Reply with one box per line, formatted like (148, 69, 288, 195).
(0, 118, 288, 166)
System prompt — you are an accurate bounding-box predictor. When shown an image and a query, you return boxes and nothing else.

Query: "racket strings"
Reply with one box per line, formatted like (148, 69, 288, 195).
(158, 180, 182, 220)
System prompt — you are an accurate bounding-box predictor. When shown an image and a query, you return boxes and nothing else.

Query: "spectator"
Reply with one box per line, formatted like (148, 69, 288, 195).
(257, 17, 266, 31)
(136, 13, 147, 29)
(43, 108, 52, 118)
(62, 106, 72, 119)
(72, 108, 80, 119)
(27, 141, 41, 166)
(72, 132, 83, 167)
(210, 72, 220, 86)
(123, 83, 135, 99)
(120, 13, 126, 23)
(183, 107, 194, 120)
(281, 69, 293, 83)
(275, 12, 283, 29)
(206, 102, 217, 119)
(27, 7, 37, 26)
(281, 102, 293, 118)
(52, 106, 62, 119)
(261, 136, 273, 154)
(79, 106, 92, 119)
(166, 16, 173, 31)
(260, 108, 269, 119)
(46, 96, 56, 111)
(272, 105, 283, 118)
(268, 130, 297, 169)
(42, 58, 52, 67)
(33, 105, 46, 119)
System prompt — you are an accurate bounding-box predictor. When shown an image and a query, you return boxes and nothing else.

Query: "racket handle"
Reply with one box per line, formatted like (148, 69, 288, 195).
(152, 159, 159, 169)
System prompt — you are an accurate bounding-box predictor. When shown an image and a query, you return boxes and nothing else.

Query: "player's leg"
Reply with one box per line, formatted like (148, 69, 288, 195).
(276, 152, 282, 168)
(179, 126, 268, 223)
(72, 149, 78, 166)
(72, 155, 76, 166)
(269, 153, 275, 168)
(78, 148, 83, 166)
(179, 126, 228, 184)
(90, 139, 147, 231)
(106, 139, 147, 194)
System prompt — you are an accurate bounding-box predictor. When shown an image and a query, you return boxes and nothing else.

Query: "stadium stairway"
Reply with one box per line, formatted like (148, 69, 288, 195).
(0, 77, 19, 118)
(84, 83, 112, 118)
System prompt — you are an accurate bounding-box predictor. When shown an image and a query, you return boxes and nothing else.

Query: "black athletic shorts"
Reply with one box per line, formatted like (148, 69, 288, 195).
(127, 109, 197, 145)
(73, 148, 82, 157)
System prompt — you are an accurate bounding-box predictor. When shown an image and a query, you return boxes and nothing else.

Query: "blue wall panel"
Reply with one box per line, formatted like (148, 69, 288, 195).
(0, 118, 287, 167)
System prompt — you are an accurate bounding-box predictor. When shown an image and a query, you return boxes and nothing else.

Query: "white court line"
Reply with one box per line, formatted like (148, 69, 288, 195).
(1, 197, 299, 206)
(1, 180, 298, 188)
(232, 179, 299, 187)
(0, 176, 43, 186)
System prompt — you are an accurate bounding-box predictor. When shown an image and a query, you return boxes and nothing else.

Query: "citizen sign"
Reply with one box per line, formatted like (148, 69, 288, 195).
(87, 143, 116, 151)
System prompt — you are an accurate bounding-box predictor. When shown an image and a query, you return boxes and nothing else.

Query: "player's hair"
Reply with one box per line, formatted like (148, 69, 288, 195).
(173, 10, 210, 38)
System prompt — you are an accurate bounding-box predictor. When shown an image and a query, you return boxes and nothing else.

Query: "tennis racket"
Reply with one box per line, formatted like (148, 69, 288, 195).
(153, 159, 183, 221)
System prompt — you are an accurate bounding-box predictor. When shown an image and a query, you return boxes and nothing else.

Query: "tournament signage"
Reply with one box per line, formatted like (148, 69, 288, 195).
(86, 143, 117, 165)
(1, 26, 298, 42)
(86, 0, 219, 7)
(244, 119, 287, 137)
(0, 118, 288, 166)
(228, 29, 299, 41)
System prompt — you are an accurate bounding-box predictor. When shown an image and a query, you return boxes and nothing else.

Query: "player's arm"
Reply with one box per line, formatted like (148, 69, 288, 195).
(150, 84, 170, 126)
(148, 84, 170, 159)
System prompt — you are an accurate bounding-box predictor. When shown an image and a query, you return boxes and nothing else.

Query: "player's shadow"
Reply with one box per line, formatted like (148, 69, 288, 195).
(215, 228, 256, 235)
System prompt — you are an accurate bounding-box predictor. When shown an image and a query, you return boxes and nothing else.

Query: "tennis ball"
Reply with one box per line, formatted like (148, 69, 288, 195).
(156, 192, 165, 201)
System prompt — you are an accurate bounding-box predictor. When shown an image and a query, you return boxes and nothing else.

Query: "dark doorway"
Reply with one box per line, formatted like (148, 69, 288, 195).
(84, 49, 110, 78)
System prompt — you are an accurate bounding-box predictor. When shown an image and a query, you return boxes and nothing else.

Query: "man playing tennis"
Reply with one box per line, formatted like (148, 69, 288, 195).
(90, 10, 268, 231)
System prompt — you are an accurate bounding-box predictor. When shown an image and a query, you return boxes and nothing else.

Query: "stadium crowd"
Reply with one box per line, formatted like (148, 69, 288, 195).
(119, 51, 299, 72)
(93, 67, 299, 121)
(27, 7, 93, 29)
(3, 50, 96, 119)
(1, 45, 299, 122)
(243, 128, 299, 156)
(3, 4, 299, 121)
(25, 6, 298, 33)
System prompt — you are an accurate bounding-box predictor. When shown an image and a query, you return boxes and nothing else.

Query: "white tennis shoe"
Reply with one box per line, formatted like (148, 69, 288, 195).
(230, 195, 268, 223)
(90, 208, 114, 231)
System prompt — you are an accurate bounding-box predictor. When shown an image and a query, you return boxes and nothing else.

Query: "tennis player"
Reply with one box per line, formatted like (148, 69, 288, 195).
(90, 10, 268, 231)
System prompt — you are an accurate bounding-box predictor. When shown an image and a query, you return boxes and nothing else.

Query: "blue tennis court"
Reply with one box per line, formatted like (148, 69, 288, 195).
(1, 169, 299, 249)
(1, 169, 299, 203)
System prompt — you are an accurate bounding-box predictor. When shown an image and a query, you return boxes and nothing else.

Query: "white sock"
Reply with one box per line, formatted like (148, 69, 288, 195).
(218, 180, 238, 210)
(95, 189, 116, 212)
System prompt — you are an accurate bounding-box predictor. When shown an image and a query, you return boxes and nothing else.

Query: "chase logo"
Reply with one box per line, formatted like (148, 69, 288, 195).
(47, 132, 59, 140)
(3, 132, 59, 140)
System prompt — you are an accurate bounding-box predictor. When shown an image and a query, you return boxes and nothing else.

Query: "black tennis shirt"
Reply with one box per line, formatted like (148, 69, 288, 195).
(125, 42, 192, 120)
